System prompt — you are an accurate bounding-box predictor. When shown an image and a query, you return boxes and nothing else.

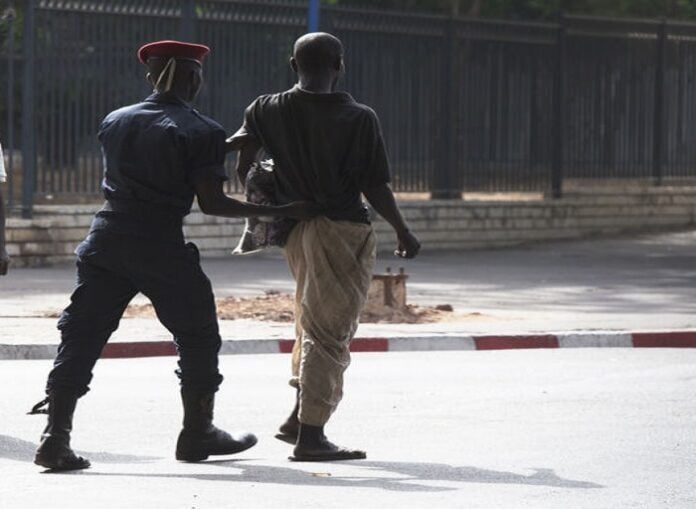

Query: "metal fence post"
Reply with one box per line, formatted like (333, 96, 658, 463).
(652, 18, 666, 186)
(307, 0, 320, 33)
(180, 0, 195, 41)
(551, 14, 566, 199)
(432, 14, 459, 199)
(21, 0, 36, 218)
(3, 5, 16, 211)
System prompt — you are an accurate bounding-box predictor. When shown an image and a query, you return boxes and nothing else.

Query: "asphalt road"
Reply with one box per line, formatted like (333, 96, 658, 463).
(2, 349, 695, 508)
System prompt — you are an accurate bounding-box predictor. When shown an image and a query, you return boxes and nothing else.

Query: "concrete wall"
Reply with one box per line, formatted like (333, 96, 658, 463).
(6, 187, 696, 267)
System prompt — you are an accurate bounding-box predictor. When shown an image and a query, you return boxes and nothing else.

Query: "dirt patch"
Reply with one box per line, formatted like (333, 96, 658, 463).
(41, 291, 505, 324)
(122, 291, 457, 324)
(125, 291, 297, 322)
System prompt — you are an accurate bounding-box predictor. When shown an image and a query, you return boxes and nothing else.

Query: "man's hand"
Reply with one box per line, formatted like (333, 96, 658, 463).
(0, 247, 9, 275)
(234, 135, 262, 186)
(225, 130, 250, 153)
(279, 201, 322, 220)
(395, 229, 420, 259)
(362, 183, 420, 259)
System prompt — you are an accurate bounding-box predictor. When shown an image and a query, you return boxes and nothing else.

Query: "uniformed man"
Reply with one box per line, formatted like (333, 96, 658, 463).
(32, 40, 317, 471)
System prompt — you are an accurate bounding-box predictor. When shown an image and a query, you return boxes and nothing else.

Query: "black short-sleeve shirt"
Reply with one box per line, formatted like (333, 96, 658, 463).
(92, 92, 228, 237)
(241, 85, 391, 224)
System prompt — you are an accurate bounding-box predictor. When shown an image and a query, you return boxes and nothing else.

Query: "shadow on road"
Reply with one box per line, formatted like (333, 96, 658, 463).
(3, 434, 603, 491)
(356, 461, 602, 489)
(0, 434, 161, 464)
(74, 459, 603, 492)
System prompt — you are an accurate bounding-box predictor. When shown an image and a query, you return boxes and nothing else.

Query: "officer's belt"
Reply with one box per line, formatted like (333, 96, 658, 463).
(100, 200, 184, 237)
(102, 200, 181, 219)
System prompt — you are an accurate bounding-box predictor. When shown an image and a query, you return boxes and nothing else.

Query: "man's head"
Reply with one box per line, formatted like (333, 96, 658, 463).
(138, 40, 210, 102)
(290, 32, 344, 78)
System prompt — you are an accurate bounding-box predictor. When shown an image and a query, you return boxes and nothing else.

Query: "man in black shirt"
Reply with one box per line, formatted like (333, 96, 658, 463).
(32, 40, 316, 471)
(234, 32, 420, 461)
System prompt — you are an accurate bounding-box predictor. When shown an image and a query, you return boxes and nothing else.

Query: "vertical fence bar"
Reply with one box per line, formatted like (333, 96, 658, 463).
(653, 18, 666, 185)
(307, 0, 320, 33)
(180, 0, 195, 41)
(432, 14, 459, 199)
(551, 15, 566, 199)
(4, 5, 16, 210)
(21, 0, 36, 218)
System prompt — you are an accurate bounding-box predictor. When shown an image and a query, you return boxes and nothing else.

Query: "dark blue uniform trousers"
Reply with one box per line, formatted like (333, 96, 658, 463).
(47, 231, 223, 397)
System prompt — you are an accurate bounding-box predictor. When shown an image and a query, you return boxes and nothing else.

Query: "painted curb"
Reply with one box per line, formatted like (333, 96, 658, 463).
(2, 330, 696, 360)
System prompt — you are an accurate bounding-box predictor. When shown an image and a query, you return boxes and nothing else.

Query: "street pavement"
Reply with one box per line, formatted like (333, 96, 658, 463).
(2, 349, 695, 508)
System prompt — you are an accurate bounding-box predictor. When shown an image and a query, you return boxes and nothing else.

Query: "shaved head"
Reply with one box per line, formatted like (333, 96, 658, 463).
(293, 32, 343, 74)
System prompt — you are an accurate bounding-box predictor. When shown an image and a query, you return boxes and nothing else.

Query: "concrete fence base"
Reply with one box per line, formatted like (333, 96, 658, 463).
(6, 187, 696, 266)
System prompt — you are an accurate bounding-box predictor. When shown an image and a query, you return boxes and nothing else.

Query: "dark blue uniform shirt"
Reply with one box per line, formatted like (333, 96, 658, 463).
(90, 92, 228, 240)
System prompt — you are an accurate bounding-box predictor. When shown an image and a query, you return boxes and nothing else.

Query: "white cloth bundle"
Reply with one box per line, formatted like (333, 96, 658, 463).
(0, 142, 6, 183)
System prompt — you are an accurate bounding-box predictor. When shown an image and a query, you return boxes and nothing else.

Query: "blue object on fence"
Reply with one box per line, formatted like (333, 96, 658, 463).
(307, 0, 320, 32)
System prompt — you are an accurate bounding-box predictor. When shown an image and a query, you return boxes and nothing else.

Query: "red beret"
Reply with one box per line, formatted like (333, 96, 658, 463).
(138, 40, 210, 64)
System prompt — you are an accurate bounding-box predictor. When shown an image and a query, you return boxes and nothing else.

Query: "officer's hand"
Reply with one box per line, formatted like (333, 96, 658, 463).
(0, 247, 10, 275)
(281, 201, 322, 220)
(394, 229, 420, 259)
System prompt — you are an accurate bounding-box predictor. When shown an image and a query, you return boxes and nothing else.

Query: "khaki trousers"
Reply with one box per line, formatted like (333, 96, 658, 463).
(284, 216, 376, 426)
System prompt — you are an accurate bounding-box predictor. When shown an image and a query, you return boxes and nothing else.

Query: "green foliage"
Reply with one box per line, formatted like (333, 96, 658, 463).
(321, 0, 696, 20)
(0, 6, 20, 53)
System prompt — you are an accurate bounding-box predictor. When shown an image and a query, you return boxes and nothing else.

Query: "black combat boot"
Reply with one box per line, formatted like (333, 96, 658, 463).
(175, 388, 257, 462)
(33, 391, 91, 471)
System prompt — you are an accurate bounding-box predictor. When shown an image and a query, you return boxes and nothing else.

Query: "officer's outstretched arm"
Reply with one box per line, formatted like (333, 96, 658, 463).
(194, 176, 319, 220)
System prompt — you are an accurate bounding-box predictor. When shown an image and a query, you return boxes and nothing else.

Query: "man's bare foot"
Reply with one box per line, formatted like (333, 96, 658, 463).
(275, 388, 300, 444)
(275, 418, 299, 444)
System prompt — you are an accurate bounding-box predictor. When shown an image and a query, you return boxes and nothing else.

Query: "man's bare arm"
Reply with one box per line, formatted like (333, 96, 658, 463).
(225, 130, 253, 153)
(362, 183, 420, 259)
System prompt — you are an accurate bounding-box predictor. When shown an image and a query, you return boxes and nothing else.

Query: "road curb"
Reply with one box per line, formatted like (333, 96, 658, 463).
(2, 330, 696, 360)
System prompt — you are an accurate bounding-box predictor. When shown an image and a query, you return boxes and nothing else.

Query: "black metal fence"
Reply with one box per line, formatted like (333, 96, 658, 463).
(3, 1, 696, 217)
